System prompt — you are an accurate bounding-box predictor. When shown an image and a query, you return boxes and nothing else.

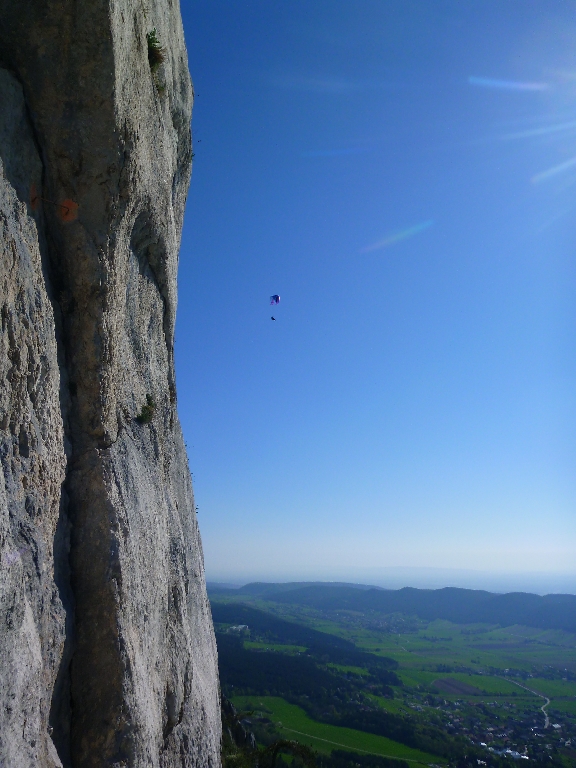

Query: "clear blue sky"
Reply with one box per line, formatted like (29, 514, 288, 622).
(176, 1, 576, 587)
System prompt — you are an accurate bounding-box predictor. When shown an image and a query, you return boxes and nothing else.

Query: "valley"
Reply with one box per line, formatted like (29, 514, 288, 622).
(211, 583, 576, 767)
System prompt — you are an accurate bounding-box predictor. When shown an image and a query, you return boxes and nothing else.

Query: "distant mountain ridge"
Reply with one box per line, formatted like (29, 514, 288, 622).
(208, 581, 576, 633)
(208, 580, 385, 595)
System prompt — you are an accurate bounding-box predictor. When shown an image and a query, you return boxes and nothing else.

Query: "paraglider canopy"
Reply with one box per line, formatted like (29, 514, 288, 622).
(270, 294, 280, 305)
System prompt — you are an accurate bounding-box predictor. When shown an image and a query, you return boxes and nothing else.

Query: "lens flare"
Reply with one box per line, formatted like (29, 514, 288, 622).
(501, 120, 576, 140)
(360, 220, 433, 253)
(532, 155, 576, 183)
(469, 76, 549, 92)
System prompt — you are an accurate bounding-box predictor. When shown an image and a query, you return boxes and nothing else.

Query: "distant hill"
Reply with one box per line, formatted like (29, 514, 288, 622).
(207, 580, 381, 596)
(210, 602, 399, 671)
(209, 582, 576, 633)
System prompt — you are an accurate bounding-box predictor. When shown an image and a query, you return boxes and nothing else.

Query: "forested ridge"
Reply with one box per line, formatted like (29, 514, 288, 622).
(210, 583, 576, 633)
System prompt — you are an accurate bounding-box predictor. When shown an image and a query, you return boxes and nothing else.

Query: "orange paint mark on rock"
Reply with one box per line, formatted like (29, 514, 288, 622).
(30, 184, 39, 210)
(59, 199, 79, 222)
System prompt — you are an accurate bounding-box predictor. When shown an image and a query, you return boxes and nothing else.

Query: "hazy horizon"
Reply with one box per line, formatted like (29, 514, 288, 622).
(177, 2, 576, 582)
(205, 566, 576, 597)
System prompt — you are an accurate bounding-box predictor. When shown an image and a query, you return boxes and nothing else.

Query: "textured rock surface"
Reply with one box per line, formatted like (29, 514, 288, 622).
(0, 67, 67, 768)
(0, 1, 220, 766)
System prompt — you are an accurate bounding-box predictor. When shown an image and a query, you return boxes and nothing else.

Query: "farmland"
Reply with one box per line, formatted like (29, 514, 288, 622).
(231, 696, 439, 765)
(211, 584, 576, 767)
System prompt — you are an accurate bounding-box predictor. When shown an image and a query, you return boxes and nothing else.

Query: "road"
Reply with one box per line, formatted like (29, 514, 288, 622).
(500, 677, 551, 728)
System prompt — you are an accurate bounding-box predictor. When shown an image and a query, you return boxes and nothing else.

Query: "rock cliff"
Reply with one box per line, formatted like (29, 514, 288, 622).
(0, 1, 221, 766)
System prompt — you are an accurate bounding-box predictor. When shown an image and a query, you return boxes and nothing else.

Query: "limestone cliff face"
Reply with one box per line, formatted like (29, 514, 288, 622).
(0, 1, 221, 766)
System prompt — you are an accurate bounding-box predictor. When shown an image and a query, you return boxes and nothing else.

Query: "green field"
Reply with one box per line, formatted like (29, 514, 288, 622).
(244, 641, 307, 654)
(366, 694, 413, 716)
(337, 620, 576, 674)
(396, 669, 527, 696)
(327, 664, 369, 676)
(449, 673, 535, 696)
(550, 698, 576, 716)
(232, 696, 443, 765)
(522, 677, 576, 698)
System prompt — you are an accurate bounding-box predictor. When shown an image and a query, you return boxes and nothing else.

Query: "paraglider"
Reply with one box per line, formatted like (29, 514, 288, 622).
(270, 294, 280, 305)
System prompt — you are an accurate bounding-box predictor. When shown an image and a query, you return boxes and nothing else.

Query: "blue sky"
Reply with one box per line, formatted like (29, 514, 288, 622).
(176, 1, 576, 588)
